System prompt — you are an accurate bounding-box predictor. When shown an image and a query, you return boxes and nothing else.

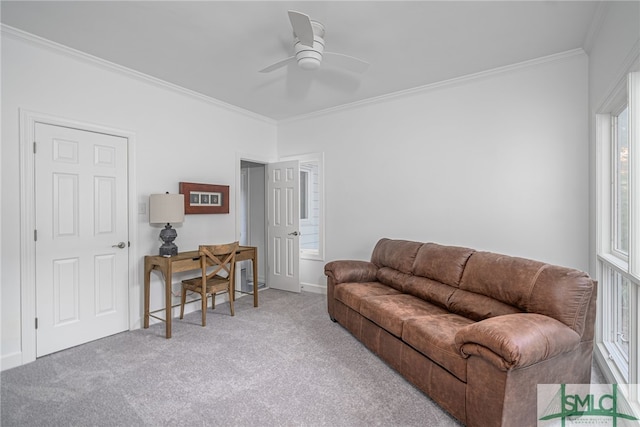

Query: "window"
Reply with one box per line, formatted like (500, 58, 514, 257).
(612, 271, 630, 364)
(299, 161, 319, 256)
(601, 265, 631, 380)
(300, 170, 309, 220)
(596, 72, 639, 387)
(613, 105, 629, 258)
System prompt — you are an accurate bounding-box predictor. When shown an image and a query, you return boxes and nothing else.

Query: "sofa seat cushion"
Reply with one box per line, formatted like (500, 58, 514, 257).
(360, 294, 449, 338)
(403, 315, 474, 382)
(334, 282, 401, 312)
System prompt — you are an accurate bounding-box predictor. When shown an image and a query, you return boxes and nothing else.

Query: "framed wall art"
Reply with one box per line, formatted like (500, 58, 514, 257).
(179, 182, 229, 214)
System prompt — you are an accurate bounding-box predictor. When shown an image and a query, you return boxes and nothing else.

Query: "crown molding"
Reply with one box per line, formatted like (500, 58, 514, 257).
(1, 24, 276, 126)
(280, 48, 587, 125)
(2, 23, 587, 127)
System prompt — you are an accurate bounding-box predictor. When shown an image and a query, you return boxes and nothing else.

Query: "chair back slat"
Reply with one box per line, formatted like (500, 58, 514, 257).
(199, 242, 239, 280)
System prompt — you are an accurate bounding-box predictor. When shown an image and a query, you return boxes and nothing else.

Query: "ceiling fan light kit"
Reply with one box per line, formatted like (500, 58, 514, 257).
(297, 55, 321, 71)
(260, 10, 369, 74)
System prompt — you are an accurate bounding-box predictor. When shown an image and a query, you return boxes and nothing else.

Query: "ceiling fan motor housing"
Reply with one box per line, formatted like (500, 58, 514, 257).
(259, 11, 368, 75)
(294, 21, 325, 70)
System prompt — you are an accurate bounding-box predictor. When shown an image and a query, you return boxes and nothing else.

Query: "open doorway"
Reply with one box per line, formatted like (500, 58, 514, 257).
(240, 160, 267, 292)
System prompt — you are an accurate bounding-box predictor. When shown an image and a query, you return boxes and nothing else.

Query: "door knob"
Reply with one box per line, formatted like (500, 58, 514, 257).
(112, 242, 126, 249)
(288, 231, 300, 236)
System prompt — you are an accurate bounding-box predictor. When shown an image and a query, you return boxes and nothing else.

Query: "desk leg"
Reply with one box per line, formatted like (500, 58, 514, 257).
(165, 264, 173, 339)
(144, 259, 152, 329)
(252, 250, 258, 307)
(230, 265, 236, 302)
(230, 269, 235, 302)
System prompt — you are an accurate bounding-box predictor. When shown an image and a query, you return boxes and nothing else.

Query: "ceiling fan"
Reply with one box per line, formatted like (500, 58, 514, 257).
(260, 10, 370, 74)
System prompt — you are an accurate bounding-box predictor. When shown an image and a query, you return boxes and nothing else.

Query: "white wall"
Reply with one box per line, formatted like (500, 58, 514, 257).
(279, 51, 589, 286)
(1, 31, 277, 368)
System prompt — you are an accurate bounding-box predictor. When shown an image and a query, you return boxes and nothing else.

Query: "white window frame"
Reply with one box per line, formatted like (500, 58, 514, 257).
(300, 169, 310, 220)
(595, 72, 640, 389)
(611, 104, 630, 261)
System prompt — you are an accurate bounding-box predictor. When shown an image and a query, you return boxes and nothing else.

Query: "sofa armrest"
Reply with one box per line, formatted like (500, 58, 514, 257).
(324, 260, 378, 284)
(454, 313, 581, 371)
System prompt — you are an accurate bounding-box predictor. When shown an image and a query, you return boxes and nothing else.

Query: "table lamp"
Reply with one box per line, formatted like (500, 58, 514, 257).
(149, 192, 185, 256)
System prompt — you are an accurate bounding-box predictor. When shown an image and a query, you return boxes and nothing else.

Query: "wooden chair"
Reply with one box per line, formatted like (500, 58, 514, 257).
(180, 241, 239, 326)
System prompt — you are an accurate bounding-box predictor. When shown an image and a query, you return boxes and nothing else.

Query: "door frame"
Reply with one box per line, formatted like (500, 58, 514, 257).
(19, 110, 138, 366)
(235, 153, 272, 288)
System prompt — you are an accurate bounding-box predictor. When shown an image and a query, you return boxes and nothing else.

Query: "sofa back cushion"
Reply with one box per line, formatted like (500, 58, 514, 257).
(447, 289, 521, 321)
(403, 275, 455, 309)
(412, 243, 475, 287)
(371, 238, 423, 274)
(371, 239, 423, 291)
(459, 251, 595, 335)
(377, 268, 412, 292)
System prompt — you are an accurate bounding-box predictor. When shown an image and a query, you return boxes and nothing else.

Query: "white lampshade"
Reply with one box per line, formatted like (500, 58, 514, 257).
(149, 193, 185, 224)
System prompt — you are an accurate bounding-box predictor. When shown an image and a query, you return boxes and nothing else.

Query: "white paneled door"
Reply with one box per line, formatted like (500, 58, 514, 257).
(267, 161, 300, 293)
(35, 123, 129, 357)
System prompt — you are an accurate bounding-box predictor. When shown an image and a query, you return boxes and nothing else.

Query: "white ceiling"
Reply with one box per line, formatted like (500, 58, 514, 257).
(1, 1, 600, 121)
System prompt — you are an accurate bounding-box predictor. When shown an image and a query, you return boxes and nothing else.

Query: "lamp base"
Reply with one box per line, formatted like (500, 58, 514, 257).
(159, 243, 178, 257)
(159, 223, 178, 256)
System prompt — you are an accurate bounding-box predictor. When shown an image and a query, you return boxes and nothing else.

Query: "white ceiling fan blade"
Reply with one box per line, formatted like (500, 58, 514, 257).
(324, 52, 370, 74)
(288, 10, 314, 47)
(259, 56, 295, 73)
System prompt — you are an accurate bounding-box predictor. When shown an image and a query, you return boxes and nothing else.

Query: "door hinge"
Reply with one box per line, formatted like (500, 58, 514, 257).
(34, 230, 37, 241)
(35, 318, 38, 329)
(33, 142, 37, 154)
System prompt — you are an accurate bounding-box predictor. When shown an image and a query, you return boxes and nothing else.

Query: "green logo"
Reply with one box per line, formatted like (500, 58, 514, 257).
(539, 384, 639, 426)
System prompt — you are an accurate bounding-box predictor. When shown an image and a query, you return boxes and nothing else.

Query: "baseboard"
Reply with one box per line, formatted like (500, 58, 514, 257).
(300, 282, 326, 294)
(1, 351, 24, 372)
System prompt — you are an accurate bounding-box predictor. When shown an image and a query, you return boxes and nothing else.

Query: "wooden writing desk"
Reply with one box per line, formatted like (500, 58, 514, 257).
(144, 246, 258, 338)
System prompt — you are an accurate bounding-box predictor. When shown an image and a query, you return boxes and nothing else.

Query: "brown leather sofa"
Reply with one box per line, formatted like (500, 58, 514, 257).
(324, 238, 597, 427)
